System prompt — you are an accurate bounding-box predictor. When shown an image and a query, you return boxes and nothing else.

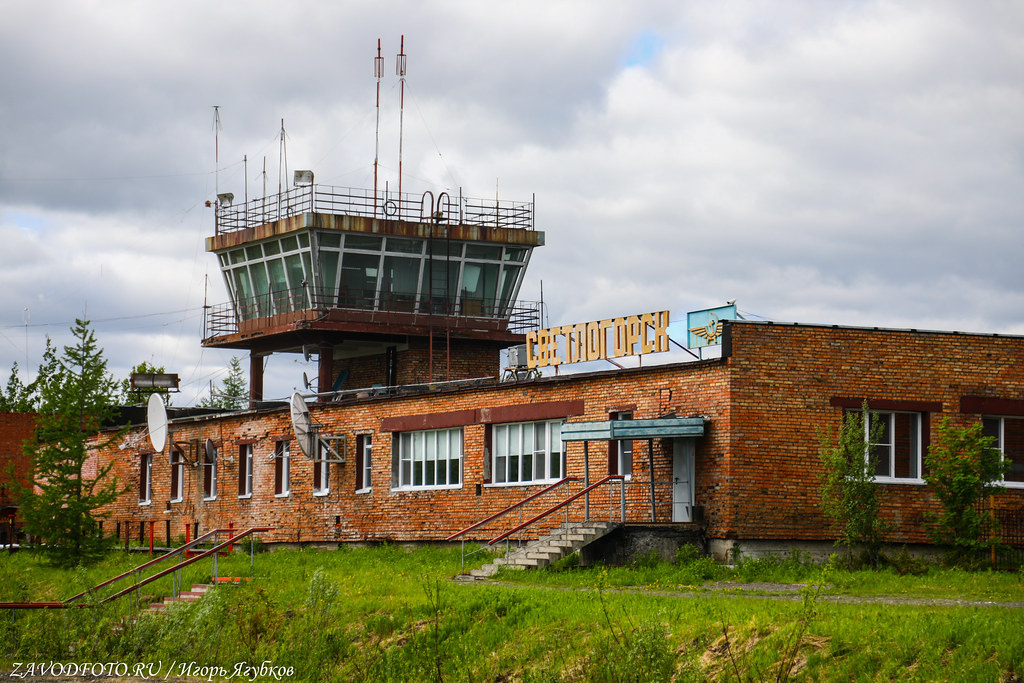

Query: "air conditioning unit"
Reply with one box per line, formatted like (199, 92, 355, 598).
(507, 344, 528, 368)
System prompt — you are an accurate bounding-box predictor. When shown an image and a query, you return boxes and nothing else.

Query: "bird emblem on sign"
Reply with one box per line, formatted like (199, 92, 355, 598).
(689, 312, 724, 345)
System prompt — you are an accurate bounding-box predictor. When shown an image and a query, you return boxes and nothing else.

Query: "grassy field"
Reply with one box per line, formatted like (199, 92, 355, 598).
(0, 544, 1022, 681)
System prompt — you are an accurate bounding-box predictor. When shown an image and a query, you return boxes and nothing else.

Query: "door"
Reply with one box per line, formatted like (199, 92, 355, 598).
(672, 438, 695, 522)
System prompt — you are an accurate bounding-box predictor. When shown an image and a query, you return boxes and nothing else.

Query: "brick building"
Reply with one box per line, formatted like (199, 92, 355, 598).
(0, 412, 36, 545)
(93, 320, 1024, 559)
(75, 179, 1024, 559)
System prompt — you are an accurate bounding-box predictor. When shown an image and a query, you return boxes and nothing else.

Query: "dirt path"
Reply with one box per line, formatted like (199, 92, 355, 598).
(464, 578, 1024, 608)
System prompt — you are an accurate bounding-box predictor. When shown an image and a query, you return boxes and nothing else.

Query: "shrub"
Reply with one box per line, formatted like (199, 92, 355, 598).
(817, 404, 889, 567)
(923, 418, 1007, 562)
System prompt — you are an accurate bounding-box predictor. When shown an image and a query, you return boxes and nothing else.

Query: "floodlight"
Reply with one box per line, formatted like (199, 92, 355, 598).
(217, 192, 234, 207)
(293, 170, 314, 186)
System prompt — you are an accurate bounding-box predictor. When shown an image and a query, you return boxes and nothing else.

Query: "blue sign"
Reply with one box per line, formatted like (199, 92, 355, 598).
(687, 305, 737, 348)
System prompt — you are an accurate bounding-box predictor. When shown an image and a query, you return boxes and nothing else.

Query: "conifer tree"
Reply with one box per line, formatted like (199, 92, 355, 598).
(0, 362, 36, 412)
(16, 320, 125, 567)
(198, 356, 248, 409)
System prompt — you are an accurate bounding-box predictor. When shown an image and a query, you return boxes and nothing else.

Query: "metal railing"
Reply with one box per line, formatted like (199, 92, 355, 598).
(215, 185, 535, 235)
(0, 527, 272, 614)
(448, 476, 627, 571)
(98, 527, 272, 617)
(203, 285, 541, 339)
(489, 476, 625, 546)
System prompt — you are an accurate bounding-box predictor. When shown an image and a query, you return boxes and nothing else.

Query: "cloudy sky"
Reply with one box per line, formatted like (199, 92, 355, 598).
(1, 0, 1022, 404)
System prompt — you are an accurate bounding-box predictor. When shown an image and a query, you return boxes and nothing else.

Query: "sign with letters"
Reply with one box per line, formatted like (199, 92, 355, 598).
(525, 311, 671, 369)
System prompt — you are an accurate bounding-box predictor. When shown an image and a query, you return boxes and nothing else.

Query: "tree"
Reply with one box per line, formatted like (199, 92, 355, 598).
(15, 320, 125, 567)
(923, 418, 1007, 560)
(817, 404, 889, 567)
(0, 362, 37, 412)
(198, 356, 248, 409)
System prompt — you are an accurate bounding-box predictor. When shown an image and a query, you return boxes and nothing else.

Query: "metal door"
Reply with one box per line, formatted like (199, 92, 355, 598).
(672, 438, 695, 522)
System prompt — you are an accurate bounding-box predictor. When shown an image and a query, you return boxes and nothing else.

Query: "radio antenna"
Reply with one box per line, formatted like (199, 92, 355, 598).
(373, 39, 384, 217)
(396, 35, 407, 212)
(212, 106, 222, 197)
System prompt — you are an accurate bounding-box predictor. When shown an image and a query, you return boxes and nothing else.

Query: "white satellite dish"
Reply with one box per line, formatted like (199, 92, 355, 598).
(290, 392, 315, 459)
(147, 393, 168, 453)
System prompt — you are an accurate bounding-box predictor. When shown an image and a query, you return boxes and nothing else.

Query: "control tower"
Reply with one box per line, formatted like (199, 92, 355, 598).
(203, 182, 544, 403)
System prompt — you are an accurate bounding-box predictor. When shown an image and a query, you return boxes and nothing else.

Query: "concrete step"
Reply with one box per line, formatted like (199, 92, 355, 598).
(455, 521, 620, 581)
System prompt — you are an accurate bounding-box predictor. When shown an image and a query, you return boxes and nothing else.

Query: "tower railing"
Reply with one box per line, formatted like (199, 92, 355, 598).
(203, 285, 541, 340)
(215, 184, 534, 235)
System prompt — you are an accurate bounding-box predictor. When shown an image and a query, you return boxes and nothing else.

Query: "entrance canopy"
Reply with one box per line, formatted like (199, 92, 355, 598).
(560, 417, 705, 442)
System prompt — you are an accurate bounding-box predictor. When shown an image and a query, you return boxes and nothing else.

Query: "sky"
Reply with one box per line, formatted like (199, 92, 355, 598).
(1, 0, 1022, 405)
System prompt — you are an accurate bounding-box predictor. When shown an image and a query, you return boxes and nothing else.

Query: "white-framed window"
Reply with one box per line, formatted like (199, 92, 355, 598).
(865, 411, 923, 482)
(202, 443, 218, 500)
(356, 434, 373, 493)
(393, 428, 462, 490)
(982, 416, 1024, 486)
(491, 420, 563, 485)
(169, 446, 183, 503)
(238, 444, 253, 498)
(609, 412, 633, 478)
(139, 452, 153, 504)
(313, 440, 331, 496)
(274, 441, 291, 496)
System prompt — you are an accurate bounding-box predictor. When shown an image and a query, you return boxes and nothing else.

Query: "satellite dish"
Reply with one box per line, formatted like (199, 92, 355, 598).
(290, 392, 315, 459)
(147, 393, 168, 453)
(205, 438, 217, 462)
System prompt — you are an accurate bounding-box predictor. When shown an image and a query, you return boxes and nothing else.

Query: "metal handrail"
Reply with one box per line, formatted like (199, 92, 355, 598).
(203, 286, 542, 339)
(0, 527, 272, 612)
(62, 528, 223, 604)
(446, 478, 581, 542)
(214, 184, 535, 235)
(99, 527, 273, 606)
(489, 476, 625, 546)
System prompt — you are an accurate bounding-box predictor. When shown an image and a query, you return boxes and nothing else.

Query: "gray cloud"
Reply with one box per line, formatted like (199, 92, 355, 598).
(1, 0, 1022, 401)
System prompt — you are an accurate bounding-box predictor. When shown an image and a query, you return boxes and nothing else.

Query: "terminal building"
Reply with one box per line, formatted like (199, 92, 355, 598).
(91, 180, 1024, 562)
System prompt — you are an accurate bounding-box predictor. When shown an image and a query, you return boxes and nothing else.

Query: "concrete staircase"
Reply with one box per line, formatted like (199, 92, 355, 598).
(458, 521, 620, 581)
(141, 584, 213, 615)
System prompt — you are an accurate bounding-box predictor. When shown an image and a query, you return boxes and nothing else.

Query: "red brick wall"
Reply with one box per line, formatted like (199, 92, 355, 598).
(334, 341, 500, 390)
(90, 322, 1024, 548)
(723, 322, 1024, 544)
(93, 360, 729, 545)
(0, 413, 36, 509)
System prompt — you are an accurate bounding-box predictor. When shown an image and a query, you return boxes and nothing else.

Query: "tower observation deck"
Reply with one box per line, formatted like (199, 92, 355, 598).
(203, 182, 544, 402)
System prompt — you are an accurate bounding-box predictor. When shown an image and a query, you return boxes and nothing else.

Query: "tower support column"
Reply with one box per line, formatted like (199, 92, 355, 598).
(249, 352, 264, 409)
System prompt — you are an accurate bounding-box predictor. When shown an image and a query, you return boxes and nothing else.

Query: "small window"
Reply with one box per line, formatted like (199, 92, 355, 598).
(274, 441, 291, 496)
(356, 434, 373, 492)
(169, 447, 184, 503)
(238, 444, 253, 498)
(313, 440, 332, 496)
(609, 412, 633, 478)
(203, 443, 218, 500)
(139, 453, 153, 504)
(983, 416, 1024, 484)
(852, 410, 923, 482)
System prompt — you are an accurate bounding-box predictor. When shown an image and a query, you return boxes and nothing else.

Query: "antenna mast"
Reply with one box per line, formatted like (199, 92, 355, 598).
(373, 39, 384, 217)
(213, 106, 222, 197)
(277, 119, 287, 217)
(396, 35, 408, 212)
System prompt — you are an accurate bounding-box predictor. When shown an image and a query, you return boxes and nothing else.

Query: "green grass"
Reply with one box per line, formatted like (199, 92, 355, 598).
(0, 546, 1022, 681)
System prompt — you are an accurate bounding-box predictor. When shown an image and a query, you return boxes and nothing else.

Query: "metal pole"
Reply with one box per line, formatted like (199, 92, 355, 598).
(648, 438, 656, 523)
(583, 442, 590, 520)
